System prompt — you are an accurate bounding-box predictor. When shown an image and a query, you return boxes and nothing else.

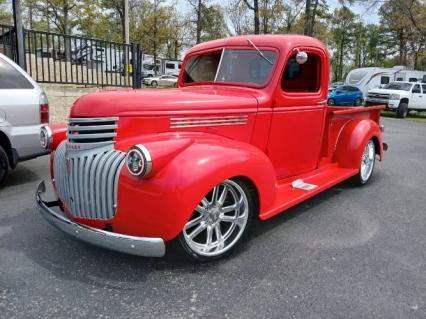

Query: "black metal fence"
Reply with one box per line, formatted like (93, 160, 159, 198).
(1, 25, 142, 88)
(0, 24, 17, 61)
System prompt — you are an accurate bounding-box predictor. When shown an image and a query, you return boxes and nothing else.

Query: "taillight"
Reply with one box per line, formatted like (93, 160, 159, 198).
(39, 92, 49, 124)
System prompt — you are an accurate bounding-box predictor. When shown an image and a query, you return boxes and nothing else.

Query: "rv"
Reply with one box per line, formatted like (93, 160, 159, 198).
(141, 54, 182, 78)
(345, 66, 426, 97)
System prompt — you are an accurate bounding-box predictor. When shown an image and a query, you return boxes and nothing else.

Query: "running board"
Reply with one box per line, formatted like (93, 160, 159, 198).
(259, 165, 358, 220)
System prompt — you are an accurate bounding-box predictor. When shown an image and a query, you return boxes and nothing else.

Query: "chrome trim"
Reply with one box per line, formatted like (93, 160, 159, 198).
(126, 144, 152, 177)
(36, 181, 166, 257)
(170, 115, 248, 128)
(69, 124, 117, 131)
(54, 141, 125, 220)
(68, 117, 118, 144)
(68, 117, 119, 123)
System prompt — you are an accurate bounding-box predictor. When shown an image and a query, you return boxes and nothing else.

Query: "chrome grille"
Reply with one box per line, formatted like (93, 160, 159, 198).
(54, 141, 125, 220)
(68, 117, 118, 144)
(367, 93, 390, 100)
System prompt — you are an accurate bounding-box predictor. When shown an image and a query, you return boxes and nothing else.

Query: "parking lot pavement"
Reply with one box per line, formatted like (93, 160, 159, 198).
(0, 117, 425, 319)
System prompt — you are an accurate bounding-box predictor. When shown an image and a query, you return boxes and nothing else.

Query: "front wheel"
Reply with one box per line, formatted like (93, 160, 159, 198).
(0, 145, 9, 186)
(354, 97, 362, 106)
(151, 81, 158, 87)
(396, 102, 408, 118)
(351, 139, 376, 186)
(177, 179, 254, 262)
(328, 98, 335, 106)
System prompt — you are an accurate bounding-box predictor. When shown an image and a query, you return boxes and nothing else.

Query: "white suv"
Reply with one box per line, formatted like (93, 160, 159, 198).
(0, 53, 49, 185)
(366, 81, 426, 118)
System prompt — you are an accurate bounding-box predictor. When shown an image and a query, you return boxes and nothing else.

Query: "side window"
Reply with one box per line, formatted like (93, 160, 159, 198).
(381, 76, 390, 85)
(166, 63, 175, 69)
(396, 77, 403, 81)
(281, 52, 321, 92)
(412, 84, 421, 93)
(0, 57, 34, 89)
(409, 77, 417, 82)
(422, 84, 426, 93)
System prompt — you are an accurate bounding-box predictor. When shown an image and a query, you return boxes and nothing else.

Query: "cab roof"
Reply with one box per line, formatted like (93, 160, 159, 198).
(186, 34, 327, 55)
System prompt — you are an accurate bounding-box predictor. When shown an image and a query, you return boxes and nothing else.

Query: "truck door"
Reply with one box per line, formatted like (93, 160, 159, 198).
(267, 48, 328, 179)
(411, 84, 423, 109)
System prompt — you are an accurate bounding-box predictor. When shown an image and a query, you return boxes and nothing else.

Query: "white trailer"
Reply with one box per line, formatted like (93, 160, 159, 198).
(345, 66, 426, 97)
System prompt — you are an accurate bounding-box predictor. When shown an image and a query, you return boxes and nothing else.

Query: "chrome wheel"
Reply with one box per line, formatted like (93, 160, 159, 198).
(360, 140, 375, 182)
(183, 179, 249, 257)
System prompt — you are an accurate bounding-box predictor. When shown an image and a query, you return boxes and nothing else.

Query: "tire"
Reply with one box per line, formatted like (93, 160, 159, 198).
(151, 81, 158, 87)
(354, 97, 362, 106)
(176, 178, 255, 262)
(351, 139, 376, 186)
(396, 102, 408, 118)
(328, 98, 335, 106)
(0, 145, 9, 187)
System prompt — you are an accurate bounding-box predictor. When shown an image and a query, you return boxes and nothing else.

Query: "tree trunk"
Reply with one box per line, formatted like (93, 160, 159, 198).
(63, 5, 71, 62)
(304, 0, 311, 36)
(309, 0, 318, 35)
(196, 0, 202, 44)
(254, 0, 259, 34)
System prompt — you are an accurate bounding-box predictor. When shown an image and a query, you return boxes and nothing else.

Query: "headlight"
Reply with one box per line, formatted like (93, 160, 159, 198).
(389, 94, 400, 100)
(126, 144, 152, 177)
(39, 125, 53, 149)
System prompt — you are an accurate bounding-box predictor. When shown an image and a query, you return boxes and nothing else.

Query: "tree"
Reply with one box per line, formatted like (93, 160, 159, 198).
(0, 0, 12, 24)
(241, 0, 260, 34)
(227, 0, 253, 35)
(187, 0, 207, 44)
(329, 6, 358, 81)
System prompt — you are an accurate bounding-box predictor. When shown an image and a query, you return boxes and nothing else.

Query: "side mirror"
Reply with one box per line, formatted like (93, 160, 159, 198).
(293, 48, 308, 64)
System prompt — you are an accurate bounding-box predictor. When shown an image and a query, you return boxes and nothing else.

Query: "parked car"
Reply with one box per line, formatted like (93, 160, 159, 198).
(328, 85, 363, 106)
(366, 81, 426, 118)
(36, 35, 386, 262)
(143, 75, 178, 87)
(0, 53, 49, 186)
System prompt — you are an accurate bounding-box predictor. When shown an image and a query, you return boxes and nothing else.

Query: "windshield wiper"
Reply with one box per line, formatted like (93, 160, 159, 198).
(246, 38, 273, 65)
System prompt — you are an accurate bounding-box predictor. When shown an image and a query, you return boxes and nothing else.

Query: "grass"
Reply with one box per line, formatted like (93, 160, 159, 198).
(380, 110, 426, 123)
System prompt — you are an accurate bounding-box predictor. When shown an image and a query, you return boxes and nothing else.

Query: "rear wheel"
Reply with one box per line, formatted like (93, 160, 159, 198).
(0, 145, 9, 186)
(352, 139, 376, 186)
(396, 102, 408, 118)
(177, 179, 254, 262)
(354, 97, 362, 106)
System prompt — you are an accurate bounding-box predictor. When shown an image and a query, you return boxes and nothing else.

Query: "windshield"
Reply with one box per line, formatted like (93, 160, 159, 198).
(183, 48, 277, 87)
(384, 82, 413, 91)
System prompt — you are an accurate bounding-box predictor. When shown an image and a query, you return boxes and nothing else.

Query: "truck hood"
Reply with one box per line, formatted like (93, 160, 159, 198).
(70, 86, 260, 117)
(368, 88, 408, 95)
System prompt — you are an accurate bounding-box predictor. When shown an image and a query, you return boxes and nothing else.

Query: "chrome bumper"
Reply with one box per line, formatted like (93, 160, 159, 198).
(35, 181, 166, 257)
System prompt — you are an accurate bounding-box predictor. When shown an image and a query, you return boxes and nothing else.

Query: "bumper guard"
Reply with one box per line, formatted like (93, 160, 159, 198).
(36, 181, 166, 257)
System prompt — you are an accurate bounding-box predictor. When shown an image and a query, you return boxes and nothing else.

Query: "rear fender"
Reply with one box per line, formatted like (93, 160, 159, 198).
(334, 119, 383, 169)
(115, 136, 276, 240)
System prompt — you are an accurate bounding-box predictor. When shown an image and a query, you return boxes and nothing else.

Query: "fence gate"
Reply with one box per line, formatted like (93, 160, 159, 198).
(1, 25, 142, 89)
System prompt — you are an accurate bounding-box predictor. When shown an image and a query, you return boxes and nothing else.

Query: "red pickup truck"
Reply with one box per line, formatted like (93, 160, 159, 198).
(36, 35, 386, 261)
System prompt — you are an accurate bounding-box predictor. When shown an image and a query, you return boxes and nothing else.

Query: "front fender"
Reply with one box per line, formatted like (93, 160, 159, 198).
(114, 136, 276, 241)
(334, 119, 383, 169)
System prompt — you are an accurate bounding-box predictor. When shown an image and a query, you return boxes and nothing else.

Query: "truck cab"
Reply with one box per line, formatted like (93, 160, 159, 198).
(36, 35, 385, 261)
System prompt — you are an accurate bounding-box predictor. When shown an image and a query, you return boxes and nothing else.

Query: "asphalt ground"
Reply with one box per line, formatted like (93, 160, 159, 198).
(0, 117, 425, 319)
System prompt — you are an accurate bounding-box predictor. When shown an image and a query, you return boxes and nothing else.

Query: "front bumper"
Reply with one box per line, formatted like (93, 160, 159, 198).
(36, 181, 166, 257)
